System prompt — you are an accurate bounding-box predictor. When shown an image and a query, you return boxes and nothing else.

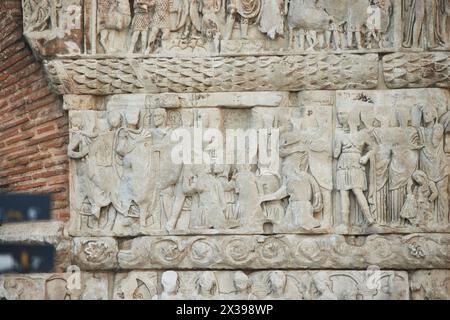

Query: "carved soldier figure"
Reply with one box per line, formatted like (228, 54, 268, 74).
(110, 110, 156, 234)
(199, 0, 222, 52)
(224, 0, 261, 40)
(346, 0, 368, 49)
(98, 0, 131, 53)
(145, 0, 172, 53)
(129, 0, 154, 53)
(366, 0, 383, 48)
(68, 113, 99, 230)
(334, 110, 375, 231)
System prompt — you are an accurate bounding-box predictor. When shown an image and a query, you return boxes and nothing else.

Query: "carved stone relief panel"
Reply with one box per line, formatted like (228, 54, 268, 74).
(0, 270, 410, 300)
(44, 54, 379, 95)
(410, 270, 450, 300)
(13, 0, 450, 301)
(335, 89, 450, 234)
(23, 0, 83, 56)
(113, 271, 158, 299)
(23, 0, 404, 57)
(72, 237, 119, 270)
(66, 93, 339, 236)
(114, 233, 450, 270)
(383, 52, 450, 89)
(111, 270, 409, 300)
(0, 273, 111, 300)
(67, 89, 450, 237)
(402, 0, 450, 50)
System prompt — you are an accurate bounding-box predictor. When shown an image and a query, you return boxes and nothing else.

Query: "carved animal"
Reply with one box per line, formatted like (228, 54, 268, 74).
(287, 0, 335, 50)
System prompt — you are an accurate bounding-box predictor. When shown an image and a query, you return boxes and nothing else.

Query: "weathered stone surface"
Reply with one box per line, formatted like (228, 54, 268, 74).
(44, 54, 379, 95)
(22, 0, 83, 56)
(0, 272, 111, 300)
(0, 270, 409, 300)
(410, 270, 450, 300)
(72, 237, 118, 270)
(23, 0, 404, 58)
(111, 270, 409, 300)
(116, 234, 450, 270)
(64, 92, 292, 111)
(113, 271, 158, 300)
(383, 52, 450, 89)
(12, 0, 450, 301)
(66, 89, 450, 237)
(0, 221, 71, 272)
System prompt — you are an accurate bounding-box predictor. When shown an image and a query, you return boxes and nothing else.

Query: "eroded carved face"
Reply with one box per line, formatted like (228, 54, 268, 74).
(71, 114, 83, 130)
(198, 272, 215, 293)
(268, 271, 287, 293)
(161, 271, 178, 294)
(337, 111, 349, 127)
(233, 272, 250, 291)
(412, 171, 427, 185)
(423, 106, 437, 124)
(153, 109, 167, 127)
(107, 112, 122, 129)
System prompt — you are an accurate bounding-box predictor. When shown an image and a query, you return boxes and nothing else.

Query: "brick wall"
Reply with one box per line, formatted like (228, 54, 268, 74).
(0, 1, 70, 221)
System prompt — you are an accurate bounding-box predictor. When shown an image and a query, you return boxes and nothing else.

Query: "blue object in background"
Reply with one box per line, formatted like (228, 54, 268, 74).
(0, 244, 55, 274)
(0, 193, 51, 224)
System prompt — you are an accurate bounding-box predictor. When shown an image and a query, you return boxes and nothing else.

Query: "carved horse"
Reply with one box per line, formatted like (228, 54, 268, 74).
(286, 0, 335, 50)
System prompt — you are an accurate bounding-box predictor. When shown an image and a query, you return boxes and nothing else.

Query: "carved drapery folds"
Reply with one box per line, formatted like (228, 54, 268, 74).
(65, 89, 450, 237)
(21, 0, 450, 57)
(20, 0, 402, 57)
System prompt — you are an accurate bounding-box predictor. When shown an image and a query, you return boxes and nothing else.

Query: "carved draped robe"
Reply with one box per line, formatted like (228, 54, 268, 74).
(258, 0, 285, 39)
(403, 0, 447, 48)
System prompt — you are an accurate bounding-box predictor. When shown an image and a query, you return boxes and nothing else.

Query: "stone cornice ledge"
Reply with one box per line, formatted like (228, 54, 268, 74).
(43, 53, 379, 95)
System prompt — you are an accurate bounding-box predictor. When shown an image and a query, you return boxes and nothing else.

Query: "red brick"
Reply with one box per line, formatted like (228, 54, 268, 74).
(0, 48, 30, 73)
(0, 2, 68, 221)
(5, 131, 34, 145)
(13, 181, 47, 191)
(0, 116, 28, 131)
(36, 124, 56, 134)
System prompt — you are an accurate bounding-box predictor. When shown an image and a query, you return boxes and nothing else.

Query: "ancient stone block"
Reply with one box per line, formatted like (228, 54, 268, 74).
(111, 270, 409, 300)
(65, 89, 450, 237)
(11, 0, 450, 301)
(0, 272, 111, 300)
(117, 234, 450, 270)
(410, 270, 450, 300)
(44, 54, 379, 95)
(383, 52, 450, 89)
(72, 237, 118, 270)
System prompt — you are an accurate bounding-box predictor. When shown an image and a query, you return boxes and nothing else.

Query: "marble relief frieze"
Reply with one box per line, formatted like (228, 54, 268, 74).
(66, 89, 450, 237)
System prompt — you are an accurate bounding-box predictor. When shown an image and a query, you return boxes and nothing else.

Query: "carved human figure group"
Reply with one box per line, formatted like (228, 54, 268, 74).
(96, 0, 398, 53)
(334, 103, 449, 232)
